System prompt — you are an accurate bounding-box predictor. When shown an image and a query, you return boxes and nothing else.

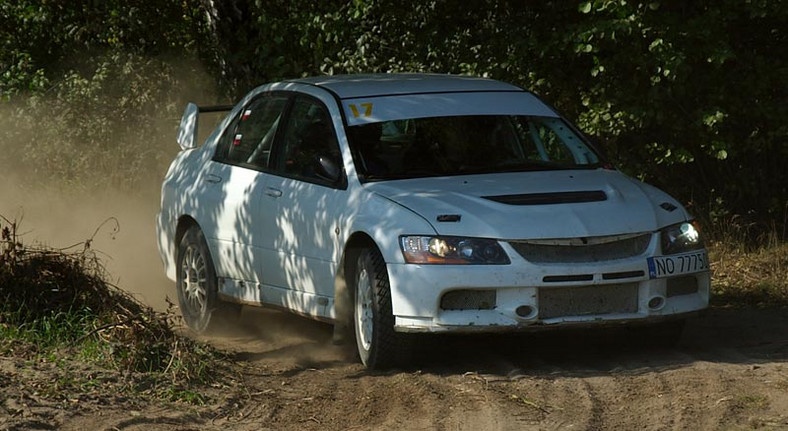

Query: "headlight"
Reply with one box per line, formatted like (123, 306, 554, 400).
(660, 221, 704, 255)
(400, 236, 510, 264)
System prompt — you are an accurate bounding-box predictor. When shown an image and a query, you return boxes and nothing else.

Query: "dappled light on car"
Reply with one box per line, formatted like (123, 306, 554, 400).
(156, 73, 710, 370)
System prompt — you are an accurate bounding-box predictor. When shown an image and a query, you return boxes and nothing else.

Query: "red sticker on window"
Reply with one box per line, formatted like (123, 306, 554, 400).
(233, 134, 242, 146)
(241, 109, 252, 121)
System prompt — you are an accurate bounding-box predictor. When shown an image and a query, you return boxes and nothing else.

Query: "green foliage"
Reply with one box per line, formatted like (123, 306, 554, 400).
(0, 0, 204, 99)
(196, 1, 786, 233)
(0, 0, 785, 232)
(568, 0, 788, 230)
(0, 52, 210, 193)
(0, 0, 215, 193)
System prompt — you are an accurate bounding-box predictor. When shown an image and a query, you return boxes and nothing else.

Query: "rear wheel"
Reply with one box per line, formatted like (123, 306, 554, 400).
(176, 225, 240, 333)
(354, 248, 412, 369)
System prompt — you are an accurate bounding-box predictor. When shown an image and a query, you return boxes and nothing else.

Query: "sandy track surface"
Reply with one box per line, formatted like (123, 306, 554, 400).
(5, 304, 785, 431)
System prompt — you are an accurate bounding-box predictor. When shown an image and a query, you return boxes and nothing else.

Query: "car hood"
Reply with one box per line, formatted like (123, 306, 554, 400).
(364, 169, 688, 240)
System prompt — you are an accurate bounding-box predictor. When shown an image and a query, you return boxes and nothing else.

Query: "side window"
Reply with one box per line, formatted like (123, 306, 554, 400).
(273, 96, 342, 184)
(214, 94, 289, 169)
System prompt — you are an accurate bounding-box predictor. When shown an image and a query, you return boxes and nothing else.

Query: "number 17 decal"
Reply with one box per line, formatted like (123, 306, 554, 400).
(348, 102, 373, 118)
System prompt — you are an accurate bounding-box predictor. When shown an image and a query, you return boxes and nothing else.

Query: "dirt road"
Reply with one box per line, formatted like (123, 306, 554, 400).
(3, 304, 773, 430)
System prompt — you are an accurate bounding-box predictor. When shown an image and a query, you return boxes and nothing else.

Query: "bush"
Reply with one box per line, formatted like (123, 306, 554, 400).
(0, 216, 220, 383)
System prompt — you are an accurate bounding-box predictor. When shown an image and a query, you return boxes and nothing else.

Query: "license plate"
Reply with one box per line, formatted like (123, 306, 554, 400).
(647, 251, 708, 279)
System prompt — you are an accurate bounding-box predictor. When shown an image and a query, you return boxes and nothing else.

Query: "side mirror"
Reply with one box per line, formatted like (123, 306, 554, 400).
(315, 156, 342, 183)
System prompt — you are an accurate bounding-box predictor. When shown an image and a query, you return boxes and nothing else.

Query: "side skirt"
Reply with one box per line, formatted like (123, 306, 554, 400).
(217, 277, 335, 323)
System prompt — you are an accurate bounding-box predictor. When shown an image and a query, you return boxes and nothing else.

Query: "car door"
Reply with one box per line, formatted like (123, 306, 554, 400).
(198, 92, 289, 285)
(256, 95, 347, 312)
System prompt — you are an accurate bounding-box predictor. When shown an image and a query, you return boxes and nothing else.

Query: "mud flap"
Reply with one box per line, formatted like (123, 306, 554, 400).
(333, 254, 353, 345)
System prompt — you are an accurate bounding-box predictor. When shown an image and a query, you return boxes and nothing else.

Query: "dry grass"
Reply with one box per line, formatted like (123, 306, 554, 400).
(707, 216, 788, 307)
(0, 215, 226, 401)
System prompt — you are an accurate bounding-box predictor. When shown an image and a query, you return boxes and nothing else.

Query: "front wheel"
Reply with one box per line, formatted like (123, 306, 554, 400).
(176, 225, 239, 333)
(354, 248, 412, 369)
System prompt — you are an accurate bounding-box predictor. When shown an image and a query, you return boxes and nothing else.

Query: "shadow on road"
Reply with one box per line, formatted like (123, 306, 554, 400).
(203, 305, 788, 376)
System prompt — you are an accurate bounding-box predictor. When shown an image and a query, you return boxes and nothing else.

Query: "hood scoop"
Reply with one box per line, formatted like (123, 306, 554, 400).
(483, 190, 607, 206)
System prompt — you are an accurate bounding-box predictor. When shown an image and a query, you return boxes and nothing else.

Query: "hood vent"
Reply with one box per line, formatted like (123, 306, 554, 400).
(484, 190, 607, 205)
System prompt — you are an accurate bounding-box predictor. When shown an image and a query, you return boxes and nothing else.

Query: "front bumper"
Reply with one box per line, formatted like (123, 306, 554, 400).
(387, 240, 710, 333)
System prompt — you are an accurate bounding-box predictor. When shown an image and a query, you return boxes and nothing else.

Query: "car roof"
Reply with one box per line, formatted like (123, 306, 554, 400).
(289, 73, 523, 99)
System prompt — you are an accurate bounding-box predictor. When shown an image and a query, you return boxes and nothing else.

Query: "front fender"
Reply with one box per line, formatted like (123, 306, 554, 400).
(344, 191, 436, 265)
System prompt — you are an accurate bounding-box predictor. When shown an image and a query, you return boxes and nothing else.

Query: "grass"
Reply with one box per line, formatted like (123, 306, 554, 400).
(732, 394, 770, 411)
(0, 215, 226, 404)
(705, 214, 788, 307)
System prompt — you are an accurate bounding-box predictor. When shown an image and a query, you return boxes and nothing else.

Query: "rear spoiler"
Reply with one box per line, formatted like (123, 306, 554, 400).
(176, 103, 234, 150)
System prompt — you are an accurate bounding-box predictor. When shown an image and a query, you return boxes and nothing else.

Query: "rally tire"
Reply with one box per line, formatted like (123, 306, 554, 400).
(176, 225, 240, 334)
(353, 248, 412, 369)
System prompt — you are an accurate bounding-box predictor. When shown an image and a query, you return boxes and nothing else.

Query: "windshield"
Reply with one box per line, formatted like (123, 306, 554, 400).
(346, 115, 600, 181)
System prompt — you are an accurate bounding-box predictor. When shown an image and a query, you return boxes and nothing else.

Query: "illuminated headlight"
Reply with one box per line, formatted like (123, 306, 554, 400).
(660, 221, 704, 255)
(400, 236, 510, 264)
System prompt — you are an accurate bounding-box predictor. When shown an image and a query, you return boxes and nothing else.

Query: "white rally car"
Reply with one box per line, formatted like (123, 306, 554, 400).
(157, 73, 710, 368)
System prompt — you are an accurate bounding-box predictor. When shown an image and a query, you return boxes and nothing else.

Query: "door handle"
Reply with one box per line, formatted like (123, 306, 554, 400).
(205, 174, 222, 184)
(264, 187, 283, 198)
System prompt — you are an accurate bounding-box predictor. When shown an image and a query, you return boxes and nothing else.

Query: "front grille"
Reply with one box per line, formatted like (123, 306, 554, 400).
(539, 283, 638, 319)
(510, 233, 652, 263)
(440, 290, 496, 310)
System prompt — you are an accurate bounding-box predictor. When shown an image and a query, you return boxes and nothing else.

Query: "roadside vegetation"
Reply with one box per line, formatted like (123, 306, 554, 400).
(707, 213, 788, 307)
(0, 216, 227, 405)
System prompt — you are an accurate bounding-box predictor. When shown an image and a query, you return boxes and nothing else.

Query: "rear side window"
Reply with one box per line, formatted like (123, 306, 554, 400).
(214, 94, 289, 169)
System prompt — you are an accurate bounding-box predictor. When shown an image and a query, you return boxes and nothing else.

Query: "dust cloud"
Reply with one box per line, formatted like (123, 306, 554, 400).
(0, 172, 173, 311)
(0, 63, 357, 369)
(0, 155, 351, 367)
(0, 57, 219, 311)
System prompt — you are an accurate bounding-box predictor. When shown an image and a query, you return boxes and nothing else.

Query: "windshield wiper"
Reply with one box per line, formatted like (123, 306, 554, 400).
(361, 172, 442, 182)
(496, 160, 603, 172)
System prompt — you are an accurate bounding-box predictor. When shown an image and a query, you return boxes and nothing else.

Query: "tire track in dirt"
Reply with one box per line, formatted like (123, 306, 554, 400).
(5, 306, 788, 430)
(205, 306, 788, 430)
